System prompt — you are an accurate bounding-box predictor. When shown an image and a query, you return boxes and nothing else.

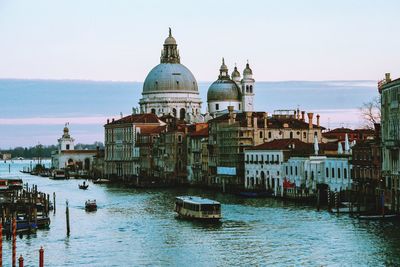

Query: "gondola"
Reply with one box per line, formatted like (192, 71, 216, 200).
(79, 181, 89, 190)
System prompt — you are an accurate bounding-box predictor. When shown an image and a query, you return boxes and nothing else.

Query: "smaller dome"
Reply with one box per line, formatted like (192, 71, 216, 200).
(164, 27, 177, 45)
(231, 65, 240, 78)
(243, 62, 253, 76)
(164, 36, 176, 45)
(207, 79, 241, 102)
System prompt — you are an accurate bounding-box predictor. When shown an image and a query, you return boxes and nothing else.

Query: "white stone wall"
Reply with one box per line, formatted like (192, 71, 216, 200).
(283, 156, 352, 192)
(140, 92, 202, 119)
(208, 100, 241, 117)
(244, 150, 284, 196)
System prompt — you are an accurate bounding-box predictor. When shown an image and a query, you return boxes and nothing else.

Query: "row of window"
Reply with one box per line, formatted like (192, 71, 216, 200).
(246, 154, 280, 163)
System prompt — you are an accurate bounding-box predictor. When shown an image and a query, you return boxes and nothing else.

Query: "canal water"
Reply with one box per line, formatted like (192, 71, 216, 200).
(1, 160, 400, 266)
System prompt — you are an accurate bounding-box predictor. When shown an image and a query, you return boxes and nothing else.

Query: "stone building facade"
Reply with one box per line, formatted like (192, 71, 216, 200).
(104, 113, 166, 181)
(379, 73, 400, 212)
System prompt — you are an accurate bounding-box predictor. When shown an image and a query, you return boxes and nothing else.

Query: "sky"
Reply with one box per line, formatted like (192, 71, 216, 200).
(0, 0, 399, 81)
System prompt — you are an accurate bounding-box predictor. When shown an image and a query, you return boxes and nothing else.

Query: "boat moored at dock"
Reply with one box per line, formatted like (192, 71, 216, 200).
(174, 196, 221, 221)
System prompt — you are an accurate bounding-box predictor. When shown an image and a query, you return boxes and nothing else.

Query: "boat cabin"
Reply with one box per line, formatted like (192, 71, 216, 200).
(174, 196, 221, 220)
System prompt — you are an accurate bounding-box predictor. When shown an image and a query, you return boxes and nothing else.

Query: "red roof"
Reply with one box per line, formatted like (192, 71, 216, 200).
(190, 127, 209, 137)
(138, 125, 166, 135)
(248, 139, 312, 151)
(106, 113, 161, 125)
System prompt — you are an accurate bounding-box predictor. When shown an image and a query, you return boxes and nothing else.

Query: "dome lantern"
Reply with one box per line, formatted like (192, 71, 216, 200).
(218, 57, 230, 79)
(161, 28, 180, 64)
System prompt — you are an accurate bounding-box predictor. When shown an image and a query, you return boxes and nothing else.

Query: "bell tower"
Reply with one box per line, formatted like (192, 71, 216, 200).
(58, 123, 75, 152)
(241, 61, 255, 112)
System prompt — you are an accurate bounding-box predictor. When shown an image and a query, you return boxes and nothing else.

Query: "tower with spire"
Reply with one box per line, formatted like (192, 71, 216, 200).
(58, 123, 75, 153)
(241, 60, 255, 112)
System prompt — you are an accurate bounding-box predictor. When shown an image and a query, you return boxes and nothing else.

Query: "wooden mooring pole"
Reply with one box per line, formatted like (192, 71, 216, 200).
(53, 192, 56, 214)
(0, 218, 2, 267)
(12, 217, 16, 267)
(66, 201, 70, 236)
(39, 246, 44, 267)
(316, 188, 320, 211)
(18, 255, 24, 267)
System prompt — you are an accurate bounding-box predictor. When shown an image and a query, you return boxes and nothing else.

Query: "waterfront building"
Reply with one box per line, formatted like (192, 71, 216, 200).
(139, 28, 203, 123)
(186, 123, 209, 185)
(152, 116, 188, 185)
(208, 107, 324, 191)
(1, 153, 12, 161)
(207, 59, 254, 117)
(323, 127, 375, 142)
(51, 125, 97, 172)
(379, 73, 400, 212)
(245, 136, 352, 198)
(104, 113, 166, 181)
(350, 124, 382, 211)
(244, 139, 313, 196)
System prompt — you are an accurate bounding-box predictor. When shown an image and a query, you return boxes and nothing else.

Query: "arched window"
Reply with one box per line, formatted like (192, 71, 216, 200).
(250, 85, 253, 93)
(172, 108, 177, 117)
(246, 85, 249, 93)
(290, 132, 293, 139)
(180, 108, 185, 120)
(151, 108, 156, 114)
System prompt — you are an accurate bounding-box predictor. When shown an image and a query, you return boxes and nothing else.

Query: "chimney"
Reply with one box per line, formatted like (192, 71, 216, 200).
(112, 118, 115, 123)
(107, 119, 110, 124)
(253, 116, 258, 130)
(228, 106, 234, 124)
(263, 112, 268, 129)
(316, 114, 320, 127)
(385, 73, 391, 83)
(246, 112, 252, 127)
(307, 113, 314, 129)
(294, 110, 297, 119)
(301, 111, 305, 122)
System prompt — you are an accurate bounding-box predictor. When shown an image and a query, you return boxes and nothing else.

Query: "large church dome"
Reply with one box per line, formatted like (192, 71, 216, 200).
(143, 63, 198, 94)
(139, 29, 202, 122)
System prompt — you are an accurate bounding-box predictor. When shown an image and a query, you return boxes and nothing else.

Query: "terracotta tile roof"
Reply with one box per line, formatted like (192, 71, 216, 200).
(190, 127, 209, 137)
(209, 112, 324, 129)
(138, 125, 166, 135)
(106, 113, 161, 125)
(248, 139, 312, 151)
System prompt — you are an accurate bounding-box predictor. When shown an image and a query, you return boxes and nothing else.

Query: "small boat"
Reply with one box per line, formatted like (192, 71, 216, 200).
(358, 214, 398, 220)
(4, 217, 38, 234)
(85, 200, 97, 211)
(50, 170, 66, 180)
(331, 202, 366, 213)
(238, 190, 272, 198)
(174, 196, 221, 221)
(93, 178, 111, 184)
(79, 181, 89, 190)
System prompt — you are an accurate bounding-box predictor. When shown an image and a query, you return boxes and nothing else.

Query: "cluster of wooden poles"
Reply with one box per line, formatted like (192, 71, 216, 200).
(0, 218, 44, 267)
